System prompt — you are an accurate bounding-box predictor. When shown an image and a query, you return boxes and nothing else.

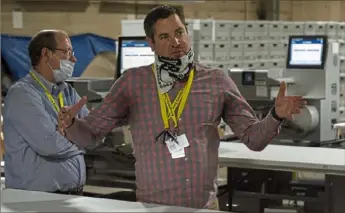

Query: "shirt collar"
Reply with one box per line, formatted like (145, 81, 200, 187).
(31, 69, 67, 95)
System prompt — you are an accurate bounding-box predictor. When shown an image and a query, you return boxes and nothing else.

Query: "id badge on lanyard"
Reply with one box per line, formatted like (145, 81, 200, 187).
(152, 65, 194, 159)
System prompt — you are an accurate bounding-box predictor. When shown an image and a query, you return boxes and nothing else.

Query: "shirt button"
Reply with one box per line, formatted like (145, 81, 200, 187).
(186, 179, 189, 182)
(185, 157, 188, 161)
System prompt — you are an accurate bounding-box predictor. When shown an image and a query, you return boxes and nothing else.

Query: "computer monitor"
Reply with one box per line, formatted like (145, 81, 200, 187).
(286, 35, 328, 69)
(116, 36, 155, 78)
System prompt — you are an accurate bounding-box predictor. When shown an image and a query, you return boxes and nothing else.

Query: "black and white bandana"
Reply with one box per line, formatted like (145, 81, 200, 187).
(153, 49, 194, 93)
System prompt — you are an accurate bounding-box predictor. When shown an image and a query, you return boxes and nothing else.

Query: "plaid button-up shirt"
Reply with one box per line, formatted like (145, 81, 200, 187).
(66, 62, 281, 208)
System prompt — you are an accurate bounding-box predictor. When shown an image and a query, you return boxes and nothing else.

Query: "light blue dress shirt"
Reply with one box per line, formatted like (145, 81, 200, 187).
(3, 70, 89, 192)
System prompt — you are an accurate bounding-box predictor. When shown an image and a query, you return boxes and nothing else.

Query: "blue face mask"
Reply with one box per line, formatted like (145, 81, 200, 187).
(52, 59, 74, 83)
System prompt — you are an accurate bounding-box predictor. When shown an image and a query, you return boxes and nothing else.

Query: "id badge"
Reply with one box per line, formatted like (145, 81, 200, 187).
(166, 138, 186, 159)
(171, 147, 185, 159)
(176, 134, 190, 148)
(166, 138, 180, 154)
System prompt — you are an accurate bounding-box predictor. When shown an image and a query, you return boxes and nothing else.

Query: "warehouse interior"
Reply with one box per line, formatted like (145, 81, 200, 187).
(1, 0, 345, 213)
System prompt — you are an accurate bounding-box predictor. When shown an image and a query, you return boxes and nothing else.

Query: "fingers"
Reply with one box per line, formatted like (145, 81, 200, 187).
(61, 96, 87, 115)
(59, 127, 65, 136)
(282, 96, 306, 107)
(281, 98, 305, 119)
(60, 106, 70, 113)
(290, 96, 304, 101)
(290, 108, 301, 114)
(278, 95, 307, 120)
(286, 114, 294, 121)
(56, 126, 65, 136)
(277, 81, 286, 98)
(58, 96, 87, 130)
(59, 112, 71, 129)
(293, 100, 307, 108)
(71, 96, 87, 116)
(289, 100, 306, 115)
(290, 99, 306, 114)
(58, 111, 69, 129)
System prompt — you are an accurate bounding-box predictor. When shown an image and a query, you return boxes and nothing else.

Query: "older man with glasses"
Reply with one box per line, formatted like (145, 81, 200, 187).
(2, 30, 88, 195)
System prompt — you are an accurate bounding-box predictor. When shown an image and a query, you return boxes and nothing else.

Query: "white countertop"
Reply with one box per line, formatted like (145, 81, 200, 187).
(1, 189, 224, 212)
(2, 142, 345, 177)
(219, 142, 345, 175)
(1, 142, 345, 212)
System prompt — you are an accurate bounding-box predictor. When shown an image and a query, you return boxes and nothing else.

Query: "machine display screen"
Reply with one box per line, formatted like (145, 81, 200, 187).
(117, 37, 155, 76)
(287, 35, 327, 69)
(242, 71, 255, 85)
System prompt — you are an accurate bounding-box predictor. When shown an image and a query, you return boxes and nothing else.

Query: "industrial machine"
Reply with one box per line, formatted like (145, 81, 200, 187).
(65, 77, 114, 109)
(229, 35, 342, 145)
(219, 35, 345, 213)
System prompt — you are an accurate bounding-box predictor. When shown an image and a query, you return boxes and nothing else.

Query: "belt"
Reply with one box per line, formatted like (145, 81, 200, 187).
(54, 186, 84, 195)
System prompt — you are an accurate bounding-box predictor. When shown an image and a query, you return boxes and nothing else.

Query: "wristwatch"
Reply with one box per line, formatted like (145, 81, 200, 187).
(271, 107, 284, 122)
(67, 117, 75, 129)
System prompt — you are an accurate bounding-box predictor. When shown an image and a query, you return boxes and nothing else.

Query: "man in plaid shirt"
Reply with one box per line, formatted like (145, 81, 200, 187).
(58, 5, 306, 210)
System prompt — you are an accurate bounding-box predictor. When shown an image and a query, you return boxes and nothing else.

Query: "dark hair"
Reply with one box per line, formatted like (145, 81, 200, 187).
(28, 30, 58, 67)
(144, 5, 187, 41)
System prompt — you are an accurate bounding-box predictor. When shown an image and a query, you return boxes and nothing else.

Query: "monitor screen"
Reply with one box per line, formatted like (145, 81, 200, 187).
(116, 36, 155, 77)
(286, 35, 327, 69)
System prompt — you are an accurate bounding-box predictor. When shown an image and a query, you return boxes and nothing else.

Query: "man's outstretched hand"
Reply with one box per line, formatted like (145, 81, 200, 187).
(58, 96, 87, 135)
(274, 81, 307, 121)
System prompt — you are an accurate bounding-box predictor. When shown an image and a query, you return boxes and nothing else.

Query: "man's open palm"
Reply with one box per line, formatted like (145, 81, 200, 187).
(274, 82, 307, 120)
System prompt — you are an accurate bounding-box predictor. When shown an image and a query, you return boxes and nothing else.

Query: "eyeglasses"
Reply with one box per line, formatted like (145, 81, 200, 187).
(54, 48, 75, 57)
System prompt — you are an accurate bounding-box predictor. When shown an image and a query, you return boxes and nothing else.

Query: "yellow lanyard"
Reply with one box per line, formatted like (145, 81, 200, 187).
(30, 72, 64, 112)
(153, 65, 194, 129)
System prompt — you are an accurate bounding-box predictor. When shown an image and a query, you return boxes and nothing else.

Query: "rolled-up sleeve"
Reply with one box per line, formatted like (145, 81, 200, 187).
(5, 87, 81, 158)
(221, 72, 282, 151)
(65, 70, 131, 148)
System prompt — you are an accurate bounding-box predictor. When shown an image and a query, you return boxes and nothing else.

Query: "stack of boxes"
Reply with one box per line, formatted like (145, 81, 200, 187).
(187, 20, 345, 122)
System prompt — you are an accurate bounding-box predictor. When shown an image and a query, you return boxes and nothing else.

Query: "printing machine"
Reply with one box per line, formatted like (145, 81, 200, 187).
(218, 35, 345, 213)
(65, 77, 114, 109)
(229, 36, 343, 147)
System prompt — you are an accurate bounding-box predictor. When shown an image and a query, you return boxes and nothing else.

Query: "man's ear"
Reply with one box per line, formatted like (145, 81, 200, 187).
(41, 47, 52, 63)
(146, 36, 155, 52)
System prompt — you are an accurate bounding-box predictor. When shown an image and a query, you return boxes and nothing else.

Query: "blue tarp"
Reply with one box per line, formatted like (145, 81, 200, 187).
(1, 33, 116, 80)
